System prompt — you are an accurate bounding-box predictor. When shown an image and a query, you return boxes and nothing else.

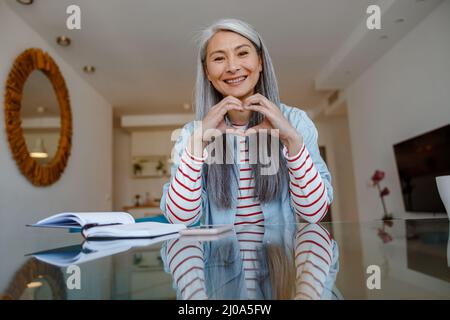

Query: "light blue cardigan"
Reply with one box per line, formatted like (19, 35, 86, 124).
(159, 103, 333, 225)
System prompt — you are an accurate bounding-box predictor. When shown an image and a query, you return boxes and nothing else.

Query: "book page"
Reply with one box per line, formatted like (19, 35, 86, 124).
(33, 212, 135, 228)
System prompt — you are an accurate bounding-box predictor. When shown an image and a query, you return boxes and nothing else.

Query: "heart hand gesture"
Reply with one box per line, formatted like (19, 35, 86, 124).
(243, 94, 303, 155)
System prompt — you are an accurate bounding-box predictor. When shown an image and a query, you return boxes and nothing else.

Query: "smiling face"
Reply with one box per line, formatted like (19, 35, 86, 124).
(205, 31, 263, 101)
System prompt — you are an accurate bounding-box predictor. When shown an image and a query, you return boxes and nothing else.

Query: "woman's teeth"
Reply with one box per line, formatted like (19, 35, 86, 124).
(225, 76, 247, 85)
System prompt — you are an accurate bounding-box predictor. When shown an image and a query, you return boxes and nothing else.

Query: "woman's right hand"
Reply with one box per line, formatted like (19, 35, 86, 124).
(188, 96, 244, 157)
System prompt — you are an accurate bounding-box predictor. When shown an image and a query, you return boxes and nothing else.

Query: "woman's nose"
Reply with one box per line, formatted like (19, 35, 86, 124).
(226, 57, 240, 73)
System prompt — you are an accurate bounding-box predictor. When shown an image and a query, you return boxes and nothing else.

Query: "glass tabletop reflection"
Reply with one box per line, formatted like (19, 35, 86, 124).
(0, 218, 449, 300)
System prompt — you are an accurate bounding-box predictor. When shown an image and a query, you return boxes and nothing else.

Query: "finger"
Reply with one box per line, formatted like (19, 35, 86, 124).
(242, 103, 270, 116)
(212, 104, 243, 122)
(212, 96, 241, 112)
(243, 93, 267, 107)
(218, 104, 244, 117)
(223, 95, 243, 106)
(224, 103, 244, 111)
(244, 94, 278, 111)
(216, 96, 242, 110)
(219, 96, 243, 109)
(214, 101, 241, 113)
(243, 104, 287, 130)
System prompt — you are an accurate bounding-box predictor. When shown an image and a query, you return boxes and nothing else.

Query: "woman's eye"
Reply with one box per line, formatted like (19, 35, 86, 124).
(239, 51, 249, 56)
(214, 57, 224, 61)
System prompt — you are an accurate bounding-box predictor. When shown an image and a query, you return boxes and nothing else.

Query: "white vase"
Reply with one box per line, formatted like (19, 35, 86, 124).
(448, 228, 450, 267)
(436, 175, 450, 219)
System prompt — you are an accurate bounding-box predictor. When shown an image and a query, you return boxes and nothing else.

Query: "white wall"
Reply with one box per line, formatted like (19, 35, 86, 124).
(316, 112, 359, 222)
(0, 2, 113, 294)
(345, 1, 450, 221)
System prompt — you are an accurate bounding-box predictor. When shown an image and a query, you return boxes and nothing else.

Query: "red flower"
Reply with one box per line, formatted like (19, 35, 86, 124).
(371, 170, 385, 184)
(383, 219, 394, 227)
(380, 187, 390, 197)
(377, 228, 393, 243)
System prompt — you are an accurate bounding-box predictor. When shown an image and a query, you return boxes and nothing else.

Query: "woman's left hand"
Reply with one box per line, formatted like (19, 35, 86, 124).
(243, 94, 303, 155)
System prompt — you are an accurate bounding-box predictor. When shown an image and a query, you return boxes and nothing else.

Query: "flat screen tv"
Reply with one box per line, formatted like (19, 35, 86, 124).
(393, 124, 450, 213)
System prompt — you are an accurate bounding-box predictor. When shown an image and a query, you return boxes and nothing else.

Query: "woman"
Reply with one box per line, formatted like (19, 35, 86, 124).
(160, 18, 333, 226)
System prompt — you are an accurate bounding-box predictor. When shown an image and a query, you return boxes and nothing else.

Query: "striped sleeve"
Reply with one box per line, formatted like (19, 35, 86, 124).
(283, 144, 330, 223)
(235, 225, 265, 299)
(164, 147, 207, 226)
(294, 224, 333, 300)
(166, 238, 207, 300)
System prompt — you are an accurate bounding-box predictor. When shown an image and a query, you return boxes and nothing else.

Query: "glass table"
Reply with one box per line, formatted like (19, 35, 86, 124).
(1, 218, 449, 300)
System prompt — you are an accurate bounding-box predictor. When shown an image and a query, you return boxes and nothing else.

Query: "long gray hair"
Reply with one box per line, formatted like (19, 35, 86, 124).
(194, 18, 289, 209)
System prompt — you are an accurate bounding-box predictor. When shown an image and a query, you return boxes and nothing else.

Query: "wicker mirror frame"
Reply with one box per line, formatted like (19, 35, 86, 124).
(0, 258, 67, 300)
(4, 48, 72, 186)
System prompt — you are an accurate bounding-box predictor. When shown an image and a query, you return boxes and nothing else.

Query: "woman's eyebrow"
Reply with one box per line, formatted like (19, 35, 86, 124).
(209, 44, 252, 57)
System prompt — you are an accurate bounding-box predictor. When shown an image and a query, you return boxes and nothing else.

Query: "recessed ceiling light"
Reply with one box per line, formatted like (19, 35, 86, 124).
(83, 66, 96, 74)
(183, 103, 191, 111)
(56, 36, 71, 47)
(16, 0, 33, 5)
(395, 18, 405, 23)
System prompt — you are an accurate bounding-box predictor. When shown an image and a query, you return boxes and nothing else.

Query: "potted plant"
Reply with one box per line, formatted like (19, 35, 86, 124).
(156, 159, 166, 176)
(133, 162, 143, 176)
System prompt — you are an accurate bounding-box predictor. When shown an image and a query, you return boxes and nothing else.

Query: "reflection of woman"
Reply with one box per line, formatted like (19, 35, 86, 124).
(292, 224, 340, 299)
(160, 19, 332, 226)
(161, 224, 340, 300)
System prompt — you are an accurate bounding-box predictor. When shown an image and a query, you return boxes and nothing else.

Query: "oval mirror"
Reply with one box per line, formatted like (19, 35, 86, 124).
(21, 70, 61, 165)
(4, 48, 72, 186)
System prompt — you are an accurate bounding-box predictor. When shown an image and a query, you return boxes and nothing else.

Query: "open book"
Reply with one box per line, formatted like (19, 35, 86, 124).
(28, 212, 186, 239)
(28, 235, 177, 267)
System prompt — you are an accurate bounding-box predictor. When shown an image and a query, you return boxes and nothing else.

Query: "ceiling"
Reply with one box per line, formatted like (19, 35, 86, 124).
(5, 0, 441, 117)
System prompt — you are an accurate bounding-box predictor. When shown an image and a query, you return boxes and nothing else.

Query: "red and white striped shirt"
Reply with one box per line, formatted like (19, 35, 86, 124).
(234, 123, 264, 227)
(164, 123, 330, 298)
(165, 238, 207, 300)
(294, 224, 333, 300)
(232, 124, 266, 298)
(284, 141, 330, 223)
(164, 123, 330, 225)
